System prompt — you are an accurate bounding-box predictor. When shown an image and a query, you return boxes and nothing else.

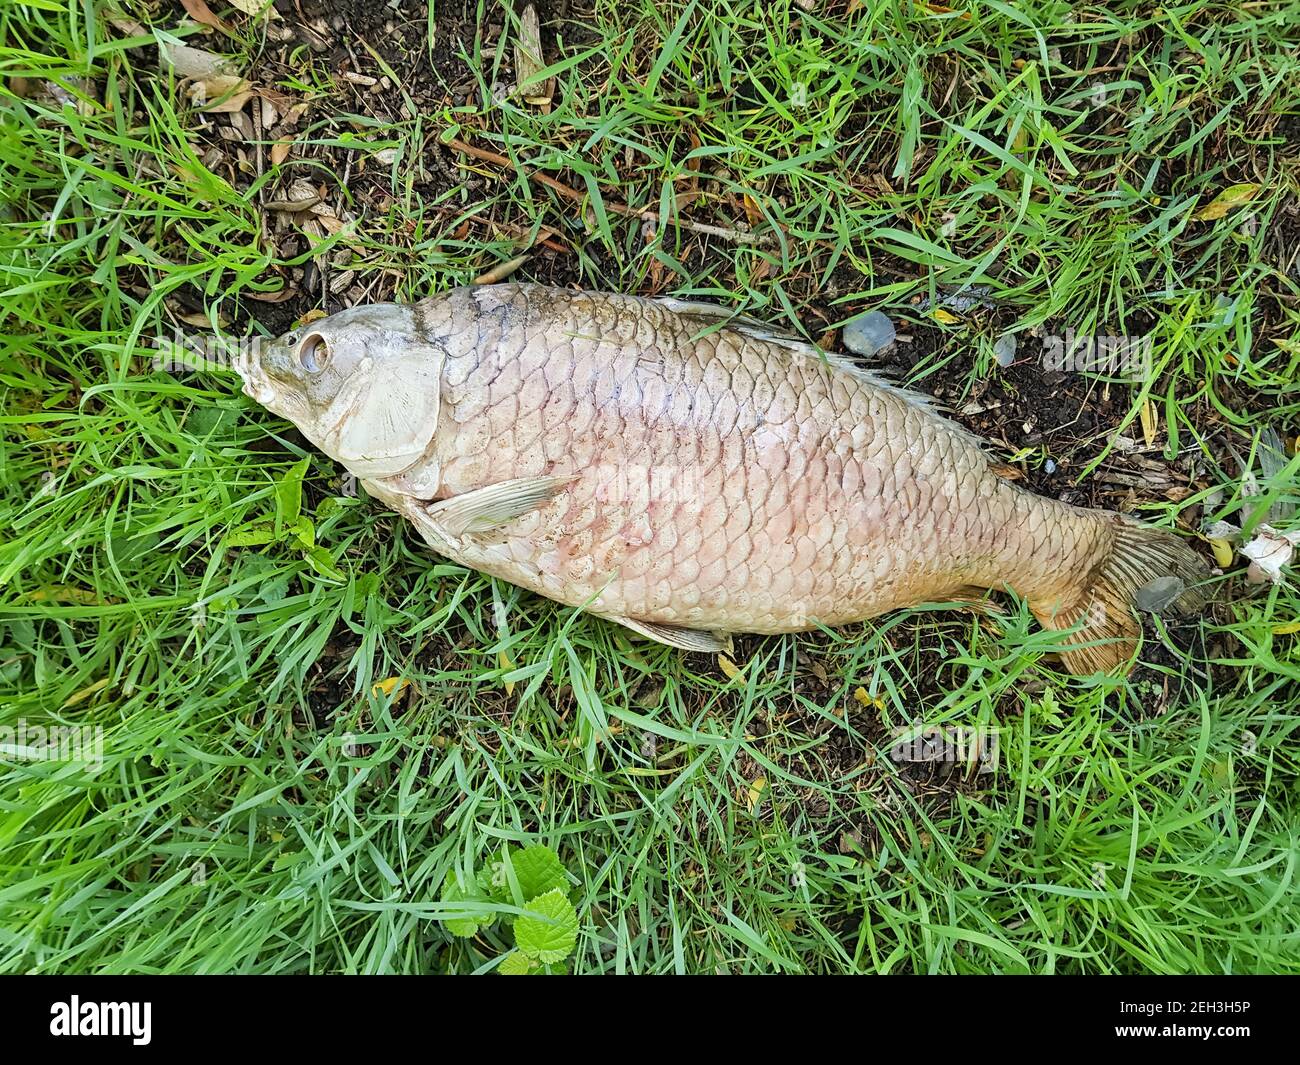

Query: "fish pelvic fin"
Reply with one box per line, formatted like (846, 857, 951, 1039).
(947, 586, 1006, 617)
(604, 614, 732, 654)
(1033, 516, 1211, 676)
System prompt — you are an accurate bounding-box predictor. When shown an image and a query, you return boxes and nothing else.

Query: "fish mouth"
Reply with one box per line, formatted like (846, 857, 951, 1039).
(235, 338, 281, 405)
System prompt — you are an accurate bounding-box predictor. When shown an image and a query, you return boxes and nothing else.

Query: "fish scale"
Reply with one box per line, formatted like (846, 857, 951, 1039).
(428, 285, 1075, 629)
(239, 282, 1210, 672)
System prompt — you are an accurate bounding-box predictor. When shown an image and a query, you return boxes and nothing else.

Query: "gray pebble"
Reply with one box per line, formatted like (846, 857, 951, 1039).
(993, 332, 1017, 368)
(1134, 575, 1186, 614)
(842, 311, 895, 357)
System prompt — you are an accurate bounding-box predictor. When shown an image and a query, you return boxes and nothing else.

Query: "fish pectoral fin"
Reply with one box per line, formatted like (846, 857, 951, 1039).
(605, 614, 732, 654)
(424, 475, 574, 537)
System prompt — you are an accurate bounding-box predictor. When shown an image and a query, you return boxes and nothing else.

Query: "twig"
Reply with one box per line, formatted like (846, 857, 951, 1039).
(441, 136, 766, 245)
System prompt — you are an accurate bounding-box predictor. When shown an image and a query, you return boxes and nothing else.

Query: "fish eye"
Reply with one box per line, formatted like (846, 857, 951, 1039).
(297, 334, 329, 373)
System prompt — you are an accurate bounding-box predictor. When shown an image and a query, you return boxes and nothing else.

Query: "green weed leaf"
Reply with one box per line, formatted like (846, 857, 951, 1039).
(440, 873, 486, 938)
(514, 888, 578, 963)
(511, 844, 568, 902)
(498, 951, 534, 975)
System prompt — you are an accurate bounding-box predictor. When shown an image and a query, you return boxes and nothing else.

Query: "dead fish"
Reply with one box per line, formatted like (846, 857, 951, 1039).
(237, 283, 1209, 673)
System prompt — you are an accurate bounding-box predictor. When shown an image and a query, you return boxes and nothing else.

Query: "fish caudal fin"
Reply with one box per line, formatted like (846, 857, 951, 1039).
(1034, 518, 1211, 676)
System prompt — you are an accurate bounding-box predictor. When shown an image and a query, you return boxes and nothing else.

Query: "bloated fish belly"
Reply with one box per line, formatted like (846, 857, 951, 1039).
(434, 415, 913, 634)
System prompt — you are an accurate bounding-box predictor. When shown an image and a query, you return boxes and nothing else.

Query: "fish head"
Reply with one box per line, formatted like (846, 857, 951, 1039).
(239, 303, 444, 479)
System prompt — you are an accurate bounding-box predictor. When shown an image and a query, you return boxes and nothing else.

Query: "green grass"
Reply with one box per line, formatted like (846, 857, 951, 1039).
(1, 0, 1298, 973)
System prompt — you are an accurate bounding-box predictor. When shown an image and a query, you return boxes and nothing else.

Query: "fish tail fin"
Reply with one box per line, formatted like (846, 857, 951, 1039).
(1032, 517, 1211, 675)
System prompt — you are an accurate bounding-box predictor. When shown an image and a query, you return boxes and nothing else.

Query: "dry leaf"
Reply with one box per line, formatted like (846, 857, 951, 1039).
(514, 3, 554, 106)
(744, 776, 766, 813)
(106, 14, 147, 36)
(1208, 537, 1235, 568)
(257, 86, 298, 116)
(247, 287, 298, 303)
(25, 585, 105, 605)
(868, 173, 896, 196)
(853, 686, 886, 711)
(269, 139, 293, 166)
(718, 654, 742, 680)
(372, 677, 410, 698)
(158, 39, 253, 112)
(265, 193, 321, 212)
(473, 254, 530, 285)
(63, 677, 110, 709)
(190, 74, 253, 113)
(158, 39, 236, 80)
(919, 2, 970, 15)
(180, 0, 232, 33)
(315, 213, 349, 235)
(1192, 182, 1260, 221)
(498, 650, 516, 696)
(932, 308, 962, 325)
(1139, 396, 1158, 446)
(266, 178, 323, 212)
(177, 309, 229, 328)
(1204, 519, 1299, 582)
(1240, 525, 1299, 583)
(227, 0, 280, 17)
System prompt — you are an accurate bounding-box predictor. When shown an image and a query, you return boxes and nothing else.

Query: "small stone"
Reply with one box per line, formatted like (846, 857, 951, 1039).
(993, 332, 1017, 367)
(227, 111, 254, 142)
(1134, 575, 1186, 614)
(842, 311, 895, 357)
(1044, 458, 1057, 474)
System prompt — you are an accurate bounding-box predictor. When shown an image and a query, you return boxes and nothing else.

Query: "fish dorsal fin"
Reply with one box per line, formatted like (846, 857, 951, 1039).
(656, 296, 993, 462)
(653, 296, 813, 353)
(820, 354, 994, 460)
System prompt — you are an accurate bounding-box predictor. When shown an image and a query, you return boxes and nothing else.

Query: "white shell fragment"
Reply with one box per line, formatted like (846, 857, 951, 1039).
(1240, 525, 1299, 584)
(1202, 519, 1299, 584)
